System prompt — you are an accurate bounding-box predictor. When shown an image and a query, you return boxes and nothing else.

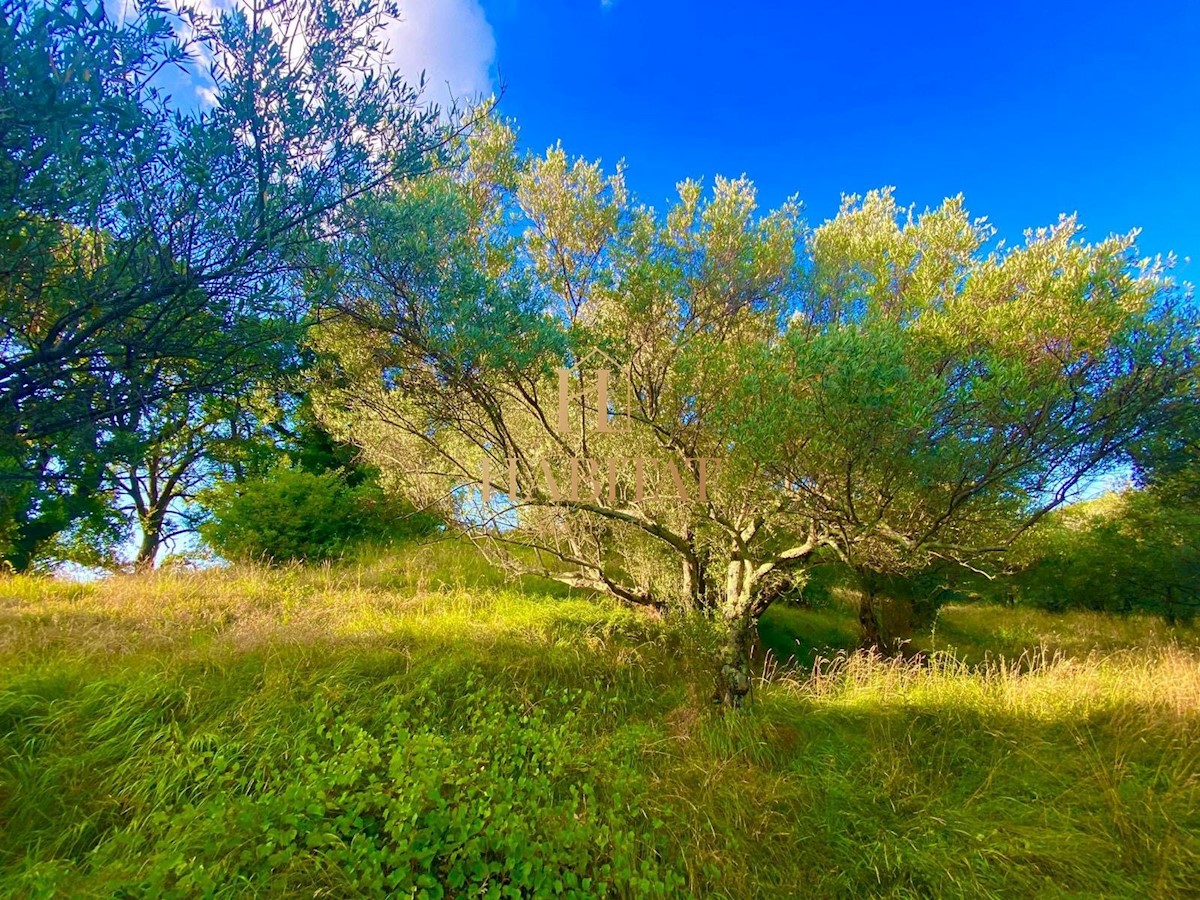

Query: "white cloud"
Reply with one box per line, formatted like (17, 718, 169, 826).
(195, 83, 220, 108)
(385, 0, 496, 108)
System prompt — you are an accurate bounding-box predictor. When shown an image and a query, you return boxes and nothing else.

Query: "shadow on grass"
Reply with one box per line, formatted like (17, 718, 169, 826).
(757, 601, 860, 669)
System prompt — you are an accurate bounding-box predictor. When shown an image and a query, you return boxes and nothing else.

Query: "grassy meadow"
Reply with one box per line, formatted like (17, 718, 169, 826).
(1, 542, 1198, 898)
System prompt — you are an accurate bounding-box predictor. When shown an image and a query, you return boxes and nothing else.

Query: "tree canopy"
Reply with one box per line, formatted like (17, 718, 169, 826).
(312, 121, 1196, 703)
(0, 0, 450, 567)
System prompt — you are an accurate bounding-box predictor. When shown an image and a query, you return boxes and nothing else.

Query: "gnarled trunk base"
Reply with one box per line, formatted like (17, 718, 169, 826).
(857, 589, 893, 655)
(714, 615, 753, 707)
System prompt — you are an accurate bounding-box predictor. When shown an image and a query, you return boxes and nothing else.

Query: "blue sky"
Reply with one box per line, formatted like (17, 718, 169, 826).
(167, 1, 1198, 268)
(469, 0, 1199, 272)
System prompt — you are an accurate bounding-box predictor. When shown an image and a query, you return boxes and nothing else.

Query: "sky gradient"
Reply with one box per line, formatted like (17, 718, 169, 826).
(470, 0, 1199, 275)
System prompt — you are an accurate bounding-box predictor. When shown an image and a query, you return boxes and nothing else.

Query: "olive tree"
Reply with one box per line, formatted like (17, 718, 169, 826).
(315, 125, 1194, 703)
(734, 191, 1196, 650)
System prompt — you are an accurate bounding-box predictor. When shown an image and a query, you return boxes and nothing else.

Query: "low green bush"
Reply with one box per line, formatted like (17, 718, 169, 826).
(199, 465, 438, 564)
(1011, 489, 1200, 624)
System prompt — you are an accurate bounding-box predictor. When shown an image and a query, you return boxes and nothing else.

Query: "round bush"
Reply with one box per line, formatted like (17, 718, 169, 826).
(200, 466, 435, 564)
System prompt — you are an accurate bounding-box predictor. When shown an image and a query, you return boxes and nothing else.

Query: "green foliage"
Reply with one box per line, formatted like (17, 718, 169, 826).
(93, 684, 679, 897)
(0, 0, 443, 568)
(199, 466, 438, 564)
(282, 398, 371, 484)
(742, 190, 1194, 578)
(1013, 488, 1200, 623)
(783, 563, 842, 609)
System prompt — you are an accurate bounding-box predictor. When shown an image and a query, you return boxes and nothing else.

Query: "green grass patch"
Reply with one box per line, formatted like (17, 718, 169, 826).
(1, 552, 1198, 897)
(757, 602, 859, 668)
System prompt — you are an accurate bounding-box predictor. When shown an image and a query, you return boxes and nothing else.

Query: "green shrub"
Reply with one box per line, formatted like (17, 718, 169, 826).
(199, 465, 438, 564)
(1012, 489, 1200, 624)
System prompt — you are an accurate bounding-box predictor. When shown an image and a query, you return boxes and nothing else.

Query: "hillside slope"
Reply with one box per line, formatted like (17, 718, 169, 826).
(2, 546, 1198, 897)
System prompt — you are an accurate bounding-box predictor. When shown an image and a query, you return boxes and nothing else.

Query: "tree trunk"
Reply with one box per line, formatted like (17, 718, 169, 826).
(682, 555, 702, 612)
(857, 589, 890, 654)
(135, 511, 164, 570)
(681, 536, 715, 613)
(715, 559, 757, 707)
(716, 613, 754, 707)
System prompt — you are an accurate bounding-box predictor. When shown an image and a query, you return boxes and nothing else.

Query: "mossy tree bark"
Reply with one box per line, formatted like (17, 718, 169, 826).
(716, 611, 754, 707)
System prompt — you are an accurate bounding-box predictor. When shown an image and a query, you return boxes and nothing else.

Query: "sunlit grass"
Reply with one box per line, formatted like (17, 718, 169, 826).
(1, 545, 1198, 897)
(922, 603, 1200, 662)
